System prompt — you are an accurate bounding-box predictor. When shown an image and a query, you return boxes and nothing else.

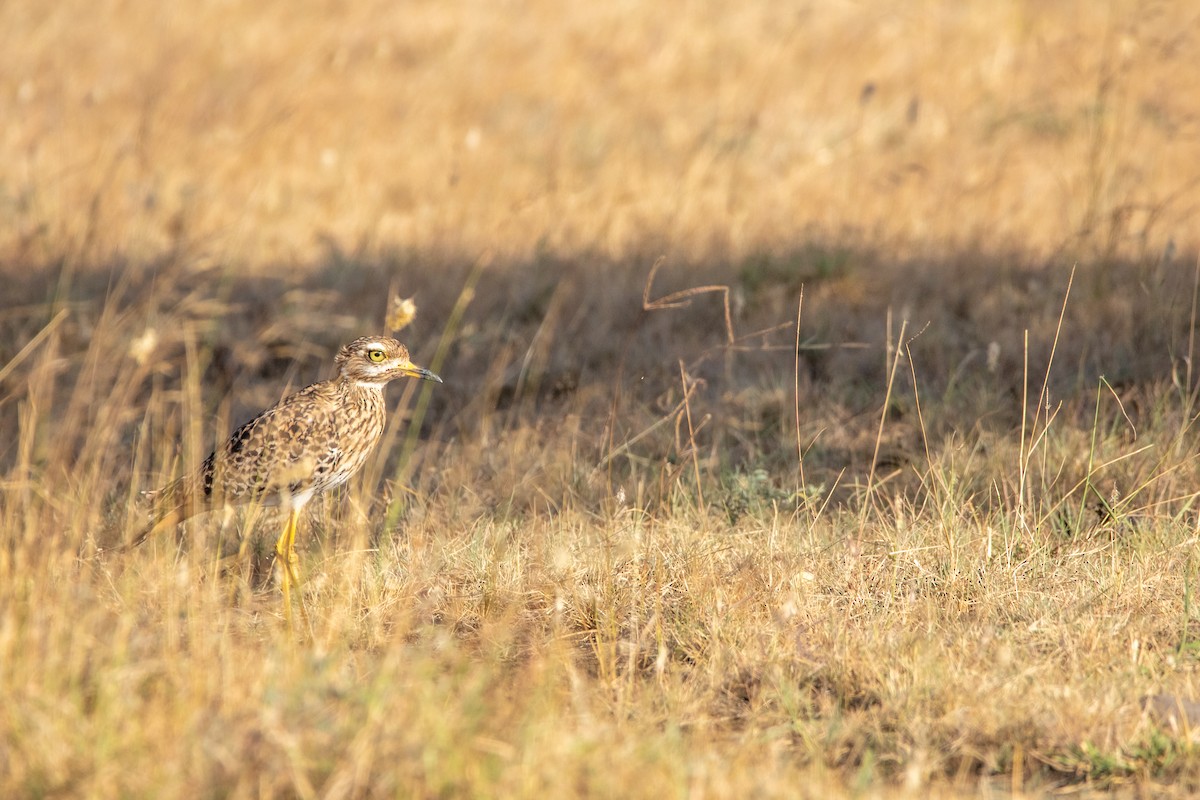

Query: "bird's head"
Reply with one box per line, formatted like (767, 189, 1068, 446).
(335, 336, 442, 387)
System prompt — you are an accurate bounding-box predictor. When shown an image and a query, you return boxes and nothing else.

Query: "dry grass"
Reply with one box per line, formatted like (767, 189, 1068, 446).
(5, 0, 1200, 797)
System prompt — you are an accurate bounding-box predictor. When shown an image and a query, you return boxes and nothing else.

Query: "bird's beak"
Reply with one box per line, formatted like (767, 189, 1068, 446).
(401, 362, 443, 383)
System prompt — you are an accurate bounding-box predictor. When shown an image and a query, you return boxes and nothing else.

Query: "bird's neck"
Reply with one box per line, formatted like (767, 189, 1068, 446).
(336, 376, 388, 410)
(332, 371, 385, 390)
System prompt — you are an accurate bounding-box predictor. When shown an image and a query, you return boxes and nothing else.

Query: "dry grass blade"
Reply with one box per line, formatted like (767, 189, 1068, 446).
(793, 286, 806, 505)
(0, 308, 68, 388)
(678, 360, 706, 514)
(643, 256, 735, 344)
(858, 318, 909, 536)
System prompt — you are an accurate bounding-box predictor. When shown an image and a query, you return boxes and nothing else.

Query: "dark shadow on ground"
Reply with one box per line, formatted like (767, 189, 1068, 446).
(2, 241, 1196, 514)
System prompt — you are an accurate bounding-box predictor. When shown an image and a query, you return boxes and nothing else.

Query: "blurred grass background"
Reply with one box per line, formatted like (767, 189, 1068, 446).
(4, 0, 1195, 266)
(4, 0, 1200, 796)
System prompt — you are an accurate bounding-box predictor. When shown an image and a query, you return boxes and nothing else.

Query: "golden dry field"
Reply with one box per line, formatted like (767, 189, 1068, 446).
(4, 0, 1200, 796)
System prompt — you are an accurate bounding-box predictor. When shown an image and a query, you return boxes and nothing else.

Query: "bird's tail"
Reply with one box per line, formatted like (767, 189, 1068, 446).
(126, 475, 204, 549)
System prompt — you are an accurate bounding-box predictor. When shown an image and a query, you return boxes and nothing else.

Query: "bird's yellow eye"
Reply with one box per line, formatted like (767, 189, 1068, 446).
(368, 349, 385, 363)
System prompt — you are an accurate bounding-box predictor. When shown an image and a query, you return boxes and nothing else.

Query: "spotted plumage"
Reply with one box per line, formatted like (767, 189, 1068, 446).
(131, 336, 442, 626)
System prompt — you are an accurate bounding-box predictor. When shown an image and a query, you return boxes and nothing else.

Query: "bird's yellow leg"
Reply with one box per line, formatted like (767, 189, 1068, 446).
(274, 507, 313, 638)
(287, 512, 314, 638)
(275, 509, 298, 631)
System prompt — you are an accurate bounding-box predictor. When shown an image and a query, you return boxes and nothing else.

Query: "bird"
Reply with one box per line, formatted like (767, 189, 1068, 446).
(131, 336, 442, 628)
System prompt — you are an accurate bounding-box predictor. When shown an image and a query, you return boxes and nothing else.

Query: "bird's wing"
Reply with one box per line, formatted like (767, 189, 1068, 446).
(215, 383, 341, 501)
